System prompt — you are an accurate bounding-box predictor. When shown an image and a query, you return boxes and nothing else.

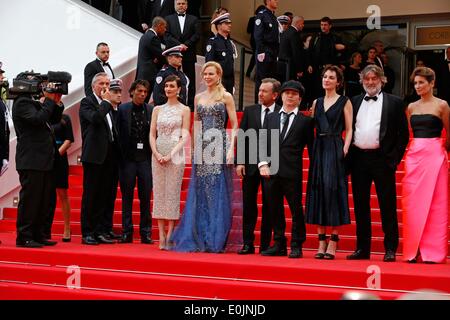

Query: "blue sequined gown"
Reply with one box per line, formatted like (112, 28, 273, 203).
(170, 102, 242, 253)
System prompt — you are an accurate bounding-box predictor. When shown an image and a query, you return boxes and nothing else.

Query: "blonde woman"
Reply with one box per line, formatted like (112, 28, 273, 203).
(170, 61, 241, 253)
(150, 75, 191, 250)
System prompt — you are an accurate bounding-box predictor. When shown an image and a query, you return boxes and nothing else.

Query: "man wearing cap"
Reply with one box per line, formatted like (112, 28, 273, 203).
(205, 12, 237, 95)
(236, 78, 282, 255)
(0, 63, 9, 178)
(84, 43, 115, 96)
(116, 80, 154, 244)
(152, 46, 189, 106)
(136, 16, 168, 99)
(277, 15, 290, 33)
(258, 80, 314, 259)
(278, 16, 306, 82)
(165, 0, 200, 108)
(254, 0, 280, 103)
(102, 79, 123, 241)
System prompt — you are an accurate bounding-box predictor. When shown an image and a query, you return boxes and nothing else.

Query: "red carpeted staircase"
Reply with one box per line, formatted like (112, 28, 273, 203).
(0, 112, 449, 300)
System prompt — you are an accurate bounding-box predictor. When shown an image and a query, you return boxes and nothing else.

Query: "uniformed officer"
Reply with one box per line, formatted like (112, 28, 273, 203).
(254, 0, 280, 103)
(152, 45, 190, 107)
(205, 12, 237, 95)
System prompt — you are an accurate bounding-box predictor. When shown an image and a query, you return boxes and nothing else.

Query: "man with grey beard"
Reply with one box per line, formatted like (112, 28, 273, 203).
(346, 65, 409, 262)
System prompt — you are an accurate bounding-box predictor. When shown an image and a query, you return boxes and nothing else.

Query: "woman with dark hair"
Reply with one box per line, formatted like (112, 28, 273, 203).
(306, 65, 353, 260)
(402, 67, 450, 264)
(344, 52, 363, 98)
(150, 75, 191, 250)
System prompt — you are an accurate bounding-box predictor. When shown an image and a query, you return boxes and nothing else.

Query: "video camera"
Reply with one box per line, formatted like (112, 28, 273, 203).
(8, 71, 72, 99)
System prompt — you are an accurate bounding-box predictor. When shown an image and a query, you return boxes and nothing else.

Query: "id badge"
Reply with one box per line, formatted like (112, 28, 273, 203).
(137, 143, 144, 150)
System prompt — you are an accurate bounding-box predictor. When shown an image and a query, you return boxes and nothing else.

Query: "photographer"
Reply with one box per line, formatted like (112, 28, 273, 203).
(0, 63, 9, 177)
(12, 80, 65, 248)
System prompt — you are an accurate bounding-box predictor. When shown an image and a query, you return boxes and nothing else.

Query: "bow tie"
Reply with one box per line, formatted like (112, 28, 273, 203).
(364, 95, 378, 102)
(177, 13, 185, 17)
(102, 62, 110, 66)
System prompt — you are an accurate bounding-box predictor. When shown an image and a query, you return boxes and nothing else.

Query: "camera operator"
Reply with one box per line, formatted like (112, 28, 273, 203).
(12, 81, 65, 248)
(0, 63, 10, 177)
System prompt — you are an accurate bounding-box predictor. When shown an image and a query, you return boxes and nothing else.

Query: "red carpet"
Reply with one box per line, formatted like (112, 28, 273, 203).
(0, 113, 449, 300)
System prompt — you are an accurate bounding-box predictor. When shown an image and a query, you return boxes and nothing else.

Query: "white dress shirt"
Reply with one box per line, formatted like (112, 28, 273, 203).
(279, 107, 298, 139)
(177, 12, 186, 34)
(260, 103, 276, 127)
(97, 58, 113, 80)
(354, 92, 383, 149)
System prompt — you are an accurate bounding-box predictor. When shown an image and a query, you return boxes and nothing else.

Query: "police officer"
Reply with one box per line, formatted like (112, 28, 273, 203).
(254, 0, 280, 103)
(205, 12, 237, 95)
(152, 45, 189, 107)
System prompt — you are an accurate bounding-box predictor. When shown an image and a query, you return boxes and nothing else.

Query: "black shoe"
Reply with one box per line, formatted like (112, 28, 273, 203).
(346, 249, 370, 260)
(96, 234, 115, 244)
(16, 240, 44, 248)
(288, 247, 303, 259)
(119, 234, 133, 244)
(238, 244, 255, 255)
(324, 234, 339, 260)
(106, 231, 122, 240)
(259, 246, 269, 254)
(383, 250, 396, 262)
(82, 236, 99, 245)
(261, 245, 287, 256)
(39, 239, 57, 246)
(141, 236, 154, 244)
(62, 236, 71, 243)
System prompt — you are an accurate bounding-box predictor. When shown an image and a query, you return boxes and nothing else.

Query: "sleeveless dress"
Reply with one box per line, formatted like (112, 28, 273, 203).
(306, 96, 351, 226)
(170, 102, 242, 253)
(402, 114, 448, 263)
(152, 104, 185, 220)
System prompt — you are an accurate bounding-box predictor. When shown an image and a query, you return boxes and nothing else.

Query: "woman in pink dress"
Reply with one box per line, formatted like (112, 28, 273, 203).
(402, 67, 450, 264)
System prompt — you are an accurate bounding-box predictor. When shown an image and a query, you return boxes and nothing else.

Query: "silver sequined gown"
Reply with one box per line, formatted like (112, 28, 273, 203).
(152, 104, 185, 220)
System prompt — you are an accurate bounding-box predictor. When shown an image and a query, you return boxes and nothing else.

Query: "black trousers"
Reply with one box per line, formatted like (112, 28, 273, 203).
(183, 60, 196, 110)
(263, 176, 306, 249)
(350, 148, 399, 253)
(242, 173, 273, 250)
(101, 153, 120, 235)
(80, 146, 115, 238)
(255, 60, 278, 103)
(223, 76, 235, 97)
(119, 160, 152, 237)
(16, 170, 54, 244)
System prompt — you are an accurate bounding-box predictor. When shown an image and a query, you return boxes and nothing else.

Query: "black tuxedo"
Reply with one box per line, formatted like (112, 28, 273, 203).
(165, 13, 200, 107)
(79, 94, 119, 239)
(437, 59, 450, 105)
(259, 109, 314, 249)
(237, 104, 281, 250)
(84, 59, 115, 96)
(0, 99, 10, 162)
(278, 26, 306, 81)
(348, 92, 409, 254)
(136, 29, 166, 95)
(149, 0, 175, 20)
(12, 96, 63, 244)
(116, 102, 153, 237)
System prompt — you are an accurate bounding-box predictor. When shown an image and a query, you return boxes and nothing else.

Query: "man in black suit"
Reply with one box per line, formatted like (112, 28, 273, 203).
(278, 16, 306, 82)
(136, 16, 167, 99)
(79, 72, 118, 245)
(258, 80, 314, 259)
(165, 0, 200, 108)
(0, 64, 9, 177)
(84, 43, 115, 96)
(116, 80, 153, 244)
(346, 65, 409, 262)
(149, 0, 175, 20)
(12, 82, 64, 248)
(437, 46, 450, 106)
(236, 78, 281, 255)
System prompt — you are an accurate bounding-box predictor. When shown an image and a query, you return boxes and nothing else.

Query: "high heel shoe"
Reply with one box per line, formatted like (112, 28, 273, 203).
(314, 234, 328, 259)
(62, 231, 71, 243)
(159, 233, 166, 250)
(324, 234, 339, 260)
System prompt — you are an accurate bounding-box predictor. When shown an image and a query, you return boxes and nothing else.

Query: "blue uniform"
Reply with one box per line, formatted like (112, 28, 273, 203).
(152, 64, 189, 106)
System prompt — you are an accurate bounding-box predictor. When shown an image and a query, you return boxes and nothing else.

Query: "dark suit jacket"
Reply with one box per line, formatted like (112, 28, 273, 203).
(136, 29, 166, 83)
(349, 92, 409, 170)
(79, 94, 116, 165)
(116, 102, 153, 162)
(237, 104, 281, 176)
(437, 59, 450, 103)
(165, 13, 201, 63)
(260, 109, 314, 180)
(12, 96, 63, 171)
(149, 0, 175, 20)
(279, 26, 306, 79)
(0, 100, 9, 161)
(84, 59, 115, 96)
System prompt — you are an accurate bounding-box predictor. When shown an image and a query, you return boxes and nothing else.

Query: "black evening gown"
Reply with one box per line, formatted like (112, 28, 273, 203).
(306, 95, 351, 226)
